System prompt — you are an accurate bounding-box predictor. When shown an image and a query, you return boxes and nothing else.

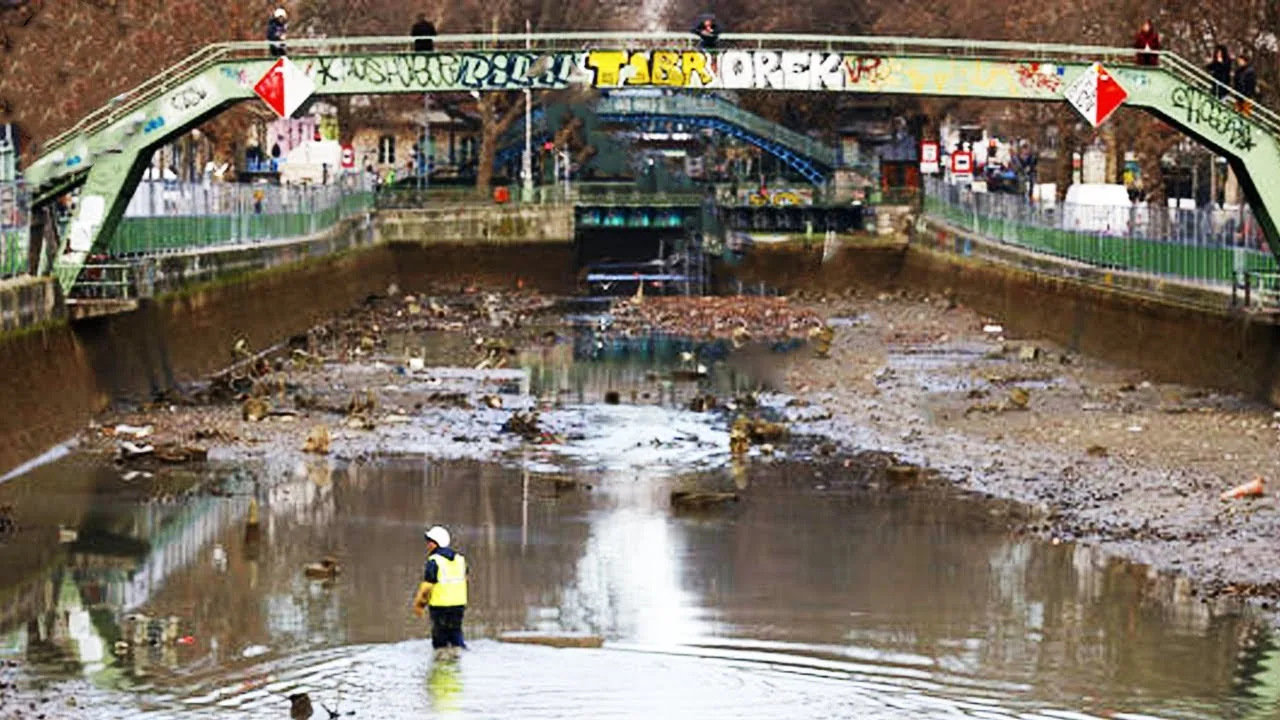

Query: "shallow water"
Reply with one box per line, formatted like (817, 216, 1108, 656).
(1, 452, 1276, 719)
(0, 346, 1278, 719)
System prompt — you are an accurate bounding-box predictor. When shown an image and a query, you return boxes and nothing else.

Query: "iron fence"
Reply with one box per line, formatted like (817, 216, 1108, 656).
(112, 178, 373, 257)
(923, 177, 1277, 288)
(0, 179, 28, 280)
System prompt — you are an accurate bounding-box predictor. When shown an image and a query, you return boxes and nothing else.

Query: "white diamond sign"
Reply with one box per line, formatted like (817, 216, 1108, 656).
(253, 57, 316, 118)
(1064, 62, 1128, 128)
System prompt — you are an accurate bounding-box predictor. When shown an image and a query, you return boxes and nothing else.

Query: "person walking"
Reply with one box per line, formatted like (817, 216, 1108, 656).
(1206, 45, 1232, 99)
(1133, 19, 1160, 66)
(413, 526, 469, 658)
(1234, 52, 1257, 115)
(267, 8, 288, 58)
(412, 14, 436, 53)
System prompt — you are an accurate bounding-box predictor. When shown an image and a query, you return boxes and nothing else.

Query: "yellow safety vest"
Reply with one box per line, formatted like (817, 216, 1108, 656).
(429, 552, 468, 607)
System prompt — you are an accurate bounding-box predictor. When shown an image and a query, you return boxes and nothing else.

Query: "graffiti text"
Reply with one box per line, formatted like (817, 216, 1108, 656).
(169, 85, 207, 112)
(587, 50, 891, 91)
(1015, 62, 1063, 93)
(314, 52, 574, 90)
(1170, 86, 1256, 152)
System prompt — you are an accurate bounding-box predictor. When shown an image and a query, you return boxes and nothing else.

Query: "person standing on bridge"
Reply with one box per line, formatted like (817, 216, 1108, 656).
(1234, 53, 1257, 116)
(1207, 46, 1233, 100)
(267, 8, 288, 58)
(412, 14, 437, 52)
(413, 526, 469, 659)
(1133, 19, 1160, 66)
(692, 15, 720, 50)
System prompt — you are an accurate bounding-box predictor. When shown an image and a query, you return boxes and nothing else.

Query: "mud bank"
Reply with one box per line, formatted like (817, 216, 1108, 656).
(775, 289, 1280, 615)
(728, 240, 1280, 404)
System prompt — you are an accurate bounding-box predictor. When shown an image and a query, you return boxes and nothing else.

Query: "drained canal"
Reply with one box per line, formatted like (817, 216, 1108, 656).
(1, 298, 1278, 719)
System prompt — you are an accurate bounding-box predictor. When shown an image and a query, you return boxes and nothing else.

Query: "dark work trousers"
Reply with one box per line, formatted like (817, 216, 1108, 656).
(429, 606, 466, 648)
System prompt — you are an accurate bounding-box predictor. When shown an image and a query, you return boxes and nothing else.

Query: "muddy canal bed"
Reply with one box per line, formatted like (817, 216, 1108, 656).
(1, 290, 1280, 717)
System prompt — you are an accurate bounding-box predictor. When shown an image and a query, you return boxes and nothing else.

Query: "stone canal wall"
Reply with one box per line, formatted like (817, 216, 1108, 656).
(376, 205, 575, 245)
(725, 236, 1280, 404)
(0, 276, 60, 333)
(0, 209, 576, 479)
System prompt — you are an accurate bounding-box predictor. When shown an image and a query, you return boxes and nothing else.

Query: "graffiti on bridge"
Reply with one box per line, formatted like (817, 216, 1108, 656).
(1015, 62, 1063, 93)
(1170, 85, 1256, 152)
(586, 50, 891, 90)
(314, 52, 576, 90)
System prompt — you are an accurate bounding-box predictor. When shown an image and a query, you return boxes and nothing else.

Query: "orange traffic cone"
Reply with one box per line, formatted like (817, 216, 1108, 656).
(1221, 476, 1266, 501)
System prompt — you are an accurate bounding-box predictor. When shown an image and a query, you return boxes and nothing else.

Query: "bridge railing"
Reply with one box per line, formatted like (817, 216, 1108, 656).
(596, 94, 837, 169)
(109, 178, 372, 257)
(35, 32, 1280, 165)
(923, 177, 1277, 289)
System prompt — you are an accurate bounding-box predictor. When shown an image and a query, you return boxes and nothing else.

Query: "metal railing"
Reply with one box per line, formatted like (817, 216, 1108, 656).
(110, 178, 373, 257)
(0, 178, 29, 280)
(34, 32, 1280, 167)
(923, 177, 1278, 288)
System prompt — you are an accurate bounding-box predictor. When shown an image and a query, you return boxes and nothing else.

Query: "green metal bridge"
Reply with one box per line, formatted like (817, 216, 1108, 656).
(20, 32, 1280, 294)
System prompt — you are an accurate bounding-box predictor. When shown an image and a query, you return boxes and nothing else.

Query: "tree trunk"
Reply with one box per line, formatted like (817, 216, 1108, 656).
(475, 123, 499, 197)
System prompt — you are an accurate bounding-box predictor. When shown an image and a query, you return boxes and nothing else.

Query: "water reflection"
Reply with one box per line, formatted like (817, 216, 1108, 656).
(1, 452, 1277, 717)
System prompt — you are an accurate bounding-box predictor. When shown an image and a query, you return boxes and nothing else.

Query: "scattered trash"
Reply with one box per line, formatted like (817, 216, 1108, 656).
(497, 632, 604, 648)
(154, 443, 208, 464)
(1017, 345, 1040, 362)
(1221, 476, 1266, 501)
(304, 556, 341, 580)
(1086, 445, 1109, 457)
(1007, 387, 1031, 410)
(670, 491, 739, 510)
(118, 441, 155, 460)
(177, 635, 196, 646)
(809, 324, 835, 357)
(688, 395, 717, 412)
(501, 411, 542, 441)
(408, 356, 426, 372)
(983, 324, 1003, 335)
(886, 465, 920, 483)
(242, 397, 271, 422)
(242, 645, 270, 658)
(112, 424, 153, 439)
(302, 425, 331, 454)
(58, 526, 77, 543)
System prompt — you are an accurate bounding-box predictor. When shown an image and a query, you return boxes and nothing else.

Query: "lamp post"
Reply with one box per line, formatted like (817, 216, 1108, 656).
(522, 19, 533, 203)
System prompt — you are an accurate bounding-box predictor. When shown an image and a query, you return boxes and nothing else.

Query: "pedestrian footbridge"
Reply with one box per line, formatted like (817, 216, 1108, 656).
(21, 32, 1280, 293)
(498, 93, 839, 184)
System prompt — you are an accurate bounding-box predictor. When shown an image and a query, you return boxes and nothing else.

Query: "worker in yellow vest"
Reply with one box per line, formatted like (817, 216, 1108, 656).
(412, 525, 468, 656)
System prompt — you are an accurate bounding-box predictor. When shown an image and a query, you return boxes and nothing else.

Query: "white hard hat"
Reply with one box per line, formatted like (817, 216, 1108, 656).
(274, 8, 287, 19)
(424, 525, 451, 548)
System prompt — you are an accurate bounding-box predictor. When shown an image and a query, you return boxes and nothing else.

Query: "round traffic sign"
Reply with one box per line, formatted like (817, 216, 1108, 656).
(340, 145, 355, 169)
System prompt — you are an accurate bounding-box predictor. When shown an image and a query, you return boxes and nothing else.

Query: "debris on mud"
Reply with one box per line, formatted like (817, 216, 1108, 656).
(302, 426, 331, 455)
(1221, 476, 1266, 501)
(607, 296, 824, 342)
(670, 490, 739, 510)
(304, 556, 341, 580)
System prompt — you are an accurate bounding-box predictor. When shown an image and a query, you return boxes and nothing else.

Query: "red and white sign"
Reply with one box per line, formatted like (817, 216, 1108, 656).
(1064, 62, 1128, 128)
(340, 144, 355, 169)
(951, 151, 973, 178)
(920, 141, 940, 174)
(254, 57, 316, 118)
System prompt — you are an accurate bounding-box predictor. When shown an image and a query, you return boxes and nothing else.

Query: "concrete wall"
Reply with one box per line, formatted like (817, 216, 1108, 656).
(0, 276, 61, 333)
(139, 213, 376, 297)
(725, 237, 1280, 404)
(376, 205, 575, 245)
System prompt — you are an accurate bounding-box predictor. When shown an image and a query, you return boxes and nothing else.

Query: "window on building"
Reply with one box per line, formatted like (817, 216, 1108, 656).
(378, 135, 396, 165)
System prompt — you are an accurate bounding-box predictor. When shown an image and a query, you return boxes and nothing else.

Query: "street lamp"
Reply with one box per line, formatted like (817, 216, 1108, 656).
(522, 19, 533, 203)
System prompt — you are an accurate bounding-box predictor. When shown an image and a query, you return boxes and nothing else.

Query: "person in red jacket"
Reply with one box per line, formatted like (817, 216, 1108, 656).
(1134, 19, 1160, 66)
